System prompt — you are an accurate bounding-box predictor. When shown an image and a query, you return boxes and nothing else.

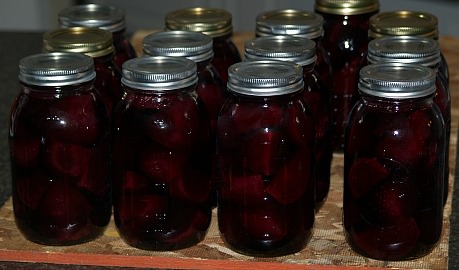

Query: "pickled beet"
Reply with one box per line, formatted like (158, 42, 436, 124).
(14, 170, 50, 210)
(219, 174, 266, 206)
(350, 218, 420, 260)
(42, 94, 104, 146)
(43, 139, 91, 178)
(266, 152, 310, 205)
(246, 129, 285, 176)
(10, 137, 40, 169)
(140, 99, 201, 150)
(348, 157, 389, 198)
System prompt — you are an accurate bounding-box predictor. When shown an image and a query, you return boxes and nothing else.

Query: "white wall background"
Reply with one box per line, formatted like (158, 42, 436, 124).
(1, 0, 458, 37)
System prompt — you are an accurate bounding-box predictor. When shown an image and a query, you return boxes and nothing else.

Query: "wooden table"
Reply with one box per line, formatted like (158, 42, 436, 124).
(0, 32, 458, 269)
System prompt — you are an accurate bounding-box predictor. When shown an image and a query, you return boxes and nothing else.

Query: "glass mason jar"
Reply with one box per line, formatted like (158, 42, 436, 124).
(369, 10, 449, 88)
(315, 0, 379, 152)
(367, 36, 451, 205)
(112, 56, 211, 250)
(217, 60, 315, 256)
(10, 52, 111, 245)
(255, 9, 330, 90)
(43, 27, 123, 116)
(165, 7, 242, 84)
(344, 63, 445, 260)
(58, 3, 137, 69)
(143, 30, 226, 206)
(244, 35, 332, 208)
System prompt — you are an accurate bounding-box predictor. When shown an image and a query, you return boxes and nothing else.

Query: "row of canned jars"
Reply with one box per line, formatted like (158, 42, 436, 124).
(8, 1, 450, 261)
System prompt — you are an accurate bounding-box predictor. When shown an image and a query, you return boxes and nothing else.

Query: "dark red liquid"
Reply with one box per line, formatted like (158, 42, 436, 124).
(217, 93, 315, 256)
(10, 82, 111, 245)
(93, 53, 123, 116)
(316, 11, 376, 151)
(112, 29, 137, 69)
(211, 34, 241, 84)
(196, 60, 227, 206)
(302, 65, 332, 208)
(344, 96, 445, 260)
(112, 87, 212, 250)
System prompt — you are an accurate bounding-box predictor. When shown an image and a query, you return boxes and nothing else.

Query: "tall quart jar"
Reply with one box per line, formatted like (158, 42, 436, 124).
(112, 56, 211, 250)
(255, 9, 330, 88)
(369, 10, 449, 88)
(367, 36, 451, 205)
(217, 60, 315, 256)
(165, 7, 242, 84)
(314, 0, 379, 151)
(244, 35, 332, 208)
(10, 52, 111, 245)
(43, 27, 123, 116)
(143, 30, 225, 207)
(344, 63, 445, 260)
(58, 3, 137, 68)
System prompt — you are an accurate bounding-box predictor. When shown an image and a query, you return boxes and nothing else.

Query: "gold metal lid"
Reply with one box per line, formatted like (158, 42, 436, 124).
(255, 9, 324, 39)
(369, 11, 438, 39)
(314, 0, 379, 15)
(165, 7, 233, 38)
(43, 27, 114, 58)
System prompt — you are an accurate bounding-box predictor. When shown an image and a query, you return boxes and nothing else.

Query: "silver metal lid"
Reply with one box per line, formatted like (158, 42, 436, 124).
(367, 36, 440, 67)
(358, 63, 436, 99)
(58, 4, 126, 32)
(244, 36, 317, 66)
(142, 30, 213, 63)
(121, 56, 198, 91)
(227, 60, 304, 96)
(255, 9, 324, 39)
(19, 52, 96, 87)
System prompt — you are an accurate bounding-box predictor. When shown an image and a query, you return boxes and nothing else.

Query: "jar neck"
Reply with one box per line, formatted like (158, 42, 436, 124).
(361, 93, 434, 112)
(21, 80, 95, 98)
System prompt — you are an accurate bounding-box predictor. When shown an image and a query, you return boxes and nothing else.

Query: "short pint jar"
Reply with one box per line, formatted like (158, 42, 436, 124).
(344, 63, 445, 260)
(217, 60, 315, 257)
(9, 52, 111, 245)
(112, 56, 211, 250)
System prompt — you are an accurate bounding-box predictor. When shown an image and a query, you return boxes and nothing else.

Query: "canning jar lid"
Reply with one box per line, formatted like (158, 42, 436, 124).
(358, 63, 436, 99)
(43, 27, 114, 58)
(121, 56, 198, 91)
(369, 11, 438, 39)
(227, 60, 304, 96)
(143, 30, 213, 63)
(19, 52, 96, 87)
(165, 7, 233, 38)
(244, 36, 317, 66)
(314, 0, 379, 16)
(58, 4, 126, 33)
(367, 36, 441, 67)
(255, 9, 324, 39)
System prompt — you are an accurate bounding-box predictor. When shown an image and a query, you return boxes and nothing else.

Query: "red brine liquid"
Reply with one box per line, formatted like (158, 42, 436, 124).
(10, 81, 111, 245)
(344, 63, 445, 260)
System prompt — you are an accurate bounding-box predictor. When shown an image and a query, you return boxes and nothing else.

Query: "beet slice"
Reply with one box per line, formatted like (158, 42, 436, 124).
(266, 152, 311, 205)
(351, 217, 420, 260)
(42, 94, 105, 146)
(348, 157, 390, 199)
(220, 174, 266, 206)
(42, 139, 91, 178)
